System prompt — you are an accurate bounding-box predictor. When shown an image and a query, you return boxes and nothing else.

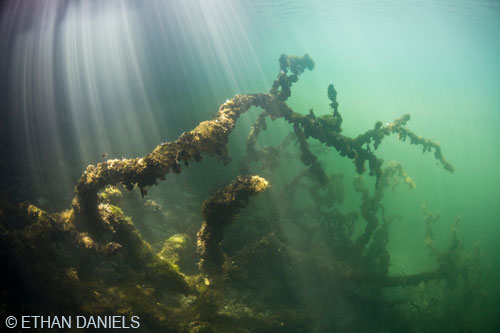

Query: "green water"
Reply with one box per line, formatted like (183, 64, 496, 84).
(1, 0, 500, 331)
(208, 3, 500, 327)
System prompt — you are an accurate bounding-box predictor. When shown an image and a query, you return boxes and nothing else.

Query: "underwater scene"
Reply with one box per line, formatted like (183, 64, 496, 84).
(1, 0, 499, 332)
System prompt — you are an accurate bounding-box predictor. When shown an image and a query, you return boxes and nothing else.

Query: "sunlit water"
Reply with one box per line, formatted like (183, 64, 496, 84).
(1, 0, 499, 330)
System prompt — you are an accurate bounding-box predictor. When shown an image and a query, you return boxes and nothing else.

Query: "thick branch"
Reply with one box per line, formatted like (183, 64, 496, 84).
(197, 175, 269, 279)
(73, 54, 453, 239)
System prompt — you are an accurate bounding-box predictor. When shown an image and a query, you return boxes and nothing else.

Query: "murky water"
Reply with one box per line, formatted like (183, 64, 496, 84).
(1, 1, 499, 331)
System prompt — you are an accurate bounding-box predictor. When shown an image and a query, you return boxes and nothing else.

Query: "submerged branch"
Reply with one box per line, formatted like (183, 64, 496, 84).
(73, 53, 453, 254)
(197, 175, 269, 281)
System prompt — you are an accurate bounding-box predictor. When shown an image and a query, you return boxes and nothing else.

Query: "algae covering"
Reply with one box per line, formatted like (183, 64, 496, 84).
(0, 53, 487, 332)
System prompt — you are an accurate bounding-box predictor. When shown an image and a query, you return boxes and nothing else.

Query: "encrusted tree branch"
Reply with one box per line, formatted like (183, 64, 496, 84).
(293, 122, 328, 184)
(270, 54, 315, 101)
(196, 175, 269, 280)
(353, 161, 416, 254)
(73, 93, 271, 230)
(73, 53, 453, 245)
(243, 55, 452, 189)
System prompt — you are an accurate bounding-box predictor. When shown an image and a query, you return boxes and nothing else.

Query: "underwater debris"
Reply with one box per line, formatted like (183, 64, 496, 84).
(0, 197, 190, 330)
(75, 55, 451, 219)
(421, 204, 486, 291)
(197, 175, 269, 282)
(1, 53, 480, 332)
(271, 53, 315, 101)
(71, 54, 453, 253)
